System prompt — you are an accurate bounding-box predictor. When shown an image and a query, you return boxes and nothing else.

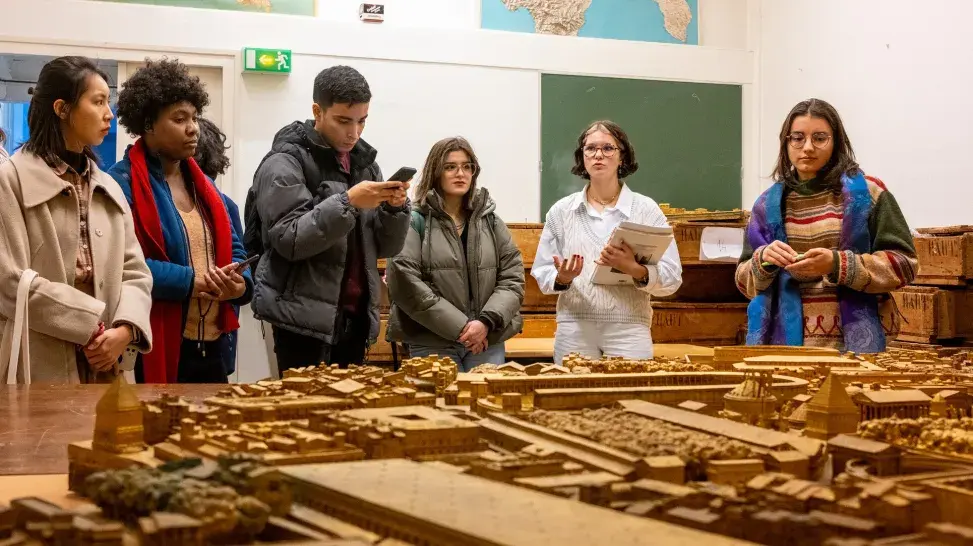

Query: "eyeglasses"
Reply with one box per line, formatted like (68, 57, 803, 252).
(583, 144, 620, 158)
(787, 132, 832, 149)
(444, 162, 477, 174)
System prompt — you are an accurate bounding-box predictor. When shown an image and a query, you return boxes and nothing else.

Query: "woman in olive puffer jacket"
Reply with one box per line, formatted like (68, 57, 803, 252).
(386, 137, 524, 371)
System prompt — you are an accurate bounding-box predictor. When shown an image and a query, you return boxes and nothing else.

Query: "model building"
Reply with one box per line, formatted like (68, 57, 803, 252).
(6, 345, 973, 544)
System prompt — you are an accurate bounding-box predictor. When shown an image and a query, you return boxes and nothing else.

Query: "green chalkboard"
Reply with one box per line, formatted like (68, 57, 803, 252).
(541, 74, 742, 218)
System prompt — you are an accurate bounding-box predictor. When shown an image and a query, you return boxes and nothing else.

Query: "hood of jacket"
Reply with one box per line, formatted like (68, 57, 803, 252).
(417, 186, 496, 220)
(269, 120, 378, 171)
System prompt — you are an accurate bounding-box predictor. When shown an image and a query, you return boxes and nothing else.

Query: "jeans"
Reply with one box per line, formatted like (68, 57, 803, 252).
(408, 342, 506, 372)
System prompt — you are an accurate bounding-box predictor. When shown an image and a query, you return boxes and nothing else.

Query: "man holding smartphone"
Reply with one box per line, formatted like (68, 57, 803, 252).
(246, 65, 411, 372)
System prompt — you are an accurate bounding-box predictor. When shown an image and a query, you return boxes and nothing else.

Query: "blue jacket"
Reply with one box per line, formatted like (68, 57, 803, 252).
(224, 196, 244, 375)
(107, 145, 254, 326)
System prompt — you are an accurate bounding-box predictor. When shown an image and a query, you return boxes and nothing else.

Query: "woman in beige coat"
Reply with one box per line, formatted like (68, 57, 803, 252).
(0, 56, 153, 384)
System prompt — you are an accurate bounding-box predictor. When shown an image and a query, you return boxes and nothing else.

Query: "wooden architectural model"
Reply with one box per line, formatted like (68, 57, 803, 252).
(10, 340, 973, 545)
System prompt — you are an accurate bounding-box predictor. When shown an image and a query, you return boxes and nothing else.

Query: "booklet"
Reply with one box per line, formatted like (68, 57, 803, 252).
(592, 222, 674, 285)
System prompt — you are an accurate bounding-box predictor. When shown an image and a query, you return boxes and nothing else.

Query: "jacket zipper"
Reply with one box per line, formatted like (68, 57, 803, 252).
(439, 214, 474, 318)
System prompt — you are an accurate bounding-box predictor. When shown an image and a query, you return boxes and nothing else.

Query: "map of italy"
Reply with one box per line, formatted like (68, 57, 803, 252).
(500, 0, 693, 42)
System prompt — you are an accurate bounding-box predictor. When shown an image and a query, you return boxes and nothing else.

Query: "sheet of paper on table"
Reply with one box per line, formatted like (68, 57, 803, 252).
(699, 226, 744, 263)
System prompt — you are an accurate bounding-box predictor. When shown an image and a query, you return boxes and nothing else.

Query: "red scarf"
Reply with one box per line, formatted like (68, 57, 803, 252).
(129, 138, 240, 383)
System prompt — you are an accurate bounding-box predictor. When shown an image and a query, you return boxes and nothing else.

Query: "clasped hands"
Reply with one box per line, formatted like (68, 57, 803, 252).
(347, 180, 410, 209)
(84, 322, 132, 373)
(458, 320, 489, 355)
(762, 241, 834, 277)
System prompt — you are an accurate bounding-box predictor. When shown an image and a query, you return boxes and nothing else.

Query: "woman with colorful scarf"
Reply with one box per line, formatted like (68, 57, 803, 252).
(108, 59, 252, 383)
(736, 99, 917, 353)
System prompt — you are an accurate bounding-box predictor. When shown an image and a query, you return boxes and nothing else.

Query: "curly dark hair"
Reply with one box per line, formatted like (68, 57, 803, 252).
(115, 57, 210, 137)
(771, 98, 860, 191)
(570, 120, 639, 180)
(194, 117, 230, 179)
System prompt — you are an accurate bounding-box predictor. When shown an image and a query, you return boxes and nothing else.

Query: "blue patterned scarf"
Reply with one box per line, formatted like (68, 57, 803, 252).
(745, 172, 886, 353)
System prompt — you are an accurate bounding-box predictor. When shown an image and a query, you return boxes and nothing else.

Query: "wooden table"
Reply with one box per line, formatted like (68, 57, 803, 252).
(0, 384, 226, 476)
(504, 340, 716, 361)
(505, 337, 555, 359)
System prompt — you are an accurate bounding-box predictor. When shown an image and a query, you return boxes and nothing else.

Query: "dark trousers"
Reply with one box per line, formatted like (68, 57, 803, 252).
(272, 311, 368, 374)
(134, 338, 229, 384)
(176, 339, 230, 383)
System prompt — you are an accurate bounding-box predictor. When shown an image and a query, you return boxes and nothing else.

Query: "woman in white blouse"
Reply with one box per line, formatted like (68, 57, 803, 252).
(532, 120, 683, 363)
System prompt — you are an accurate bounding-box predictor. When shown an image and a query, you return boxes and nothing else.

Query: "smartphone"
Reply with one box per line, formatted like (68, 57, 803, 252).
(387, 167, 417, 182)
(233, 254, 261, 271)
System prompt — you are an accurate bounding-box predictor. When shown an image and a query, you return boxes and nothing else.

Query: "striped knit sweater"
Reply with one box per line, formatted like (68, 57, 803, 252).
(736, 176, 918, 349)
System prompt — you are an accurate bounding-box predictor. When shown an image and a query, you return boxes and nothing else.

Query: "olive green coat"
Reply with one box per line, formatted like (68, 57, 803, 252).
(386, 187, 524, 347)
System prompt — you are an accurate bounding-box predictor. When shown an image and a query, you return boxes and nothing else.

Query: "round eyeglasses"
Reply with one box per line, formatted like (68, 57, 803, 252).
(787, 132, 832, 149)
(444, 162, 477, 174)
(583, 144, 620, 158)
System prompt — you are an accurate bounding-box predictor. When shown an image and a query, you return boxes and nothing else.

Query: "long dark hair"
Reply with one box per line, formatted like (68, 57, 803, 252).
(414, 136, 481, 209)
(772, 98, 860, 190)
(23, 56, 110, 165)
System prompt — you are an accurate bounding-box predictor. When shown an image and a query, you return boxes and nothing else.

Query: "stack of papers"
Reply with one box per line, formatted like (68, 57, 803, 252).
(592, 222, 674, 285)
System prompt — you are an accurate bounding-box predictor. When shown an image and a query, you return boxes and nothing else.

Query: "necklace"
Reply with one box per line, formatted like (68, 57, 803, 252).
(588, 183, 621, 207)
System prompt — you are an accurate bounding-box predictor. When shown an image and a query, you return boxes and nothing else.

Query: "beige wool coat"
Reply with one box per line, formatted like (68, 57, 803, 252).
(0, 151, 153, 383)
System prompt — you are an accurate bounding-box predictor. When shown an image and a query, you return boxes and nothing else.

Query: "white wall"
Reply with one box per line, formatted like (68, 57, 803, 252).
(0, 0, 753, 381)
(758, 0, 970, 228)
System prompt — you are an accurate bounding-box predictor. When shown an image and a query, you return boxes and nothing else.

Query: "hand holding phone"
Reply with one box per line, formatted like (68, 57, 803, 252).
(348, 181, 406, 209)
(231, 254, 261, 271)
(388, 167, 417, 182)
(385, 166, 415, 207)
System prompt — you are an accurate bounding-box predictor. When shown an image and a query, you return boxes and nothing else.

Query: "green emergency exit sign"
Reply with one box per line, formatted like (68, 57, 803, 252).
(243, 48, 292, 74)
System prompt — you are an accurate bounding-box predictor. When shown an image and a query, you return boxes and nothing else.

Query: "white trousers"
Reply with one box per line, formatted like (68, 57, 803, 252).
(553, 321, 653, 365)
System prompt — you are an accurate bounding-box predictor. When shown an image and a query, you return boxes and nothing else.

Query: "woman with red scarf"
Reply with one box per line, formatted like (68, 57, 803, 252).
(107, 59, 252, 383)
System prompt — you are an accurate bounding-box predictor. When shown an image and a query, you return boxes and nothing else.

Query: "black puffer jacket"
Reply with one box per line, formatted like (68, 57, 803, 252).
(249, 120, 410, 343)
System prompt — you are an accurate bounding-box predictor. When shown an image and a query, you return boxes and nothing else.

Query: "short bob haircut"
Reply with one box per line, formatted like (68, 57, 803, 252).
(116, 57, 209, 137)
(571, 120, 639, 180)
(413, 136, 481, 209)
(23, 56, 110, 166)
(771, 98, 860, 191)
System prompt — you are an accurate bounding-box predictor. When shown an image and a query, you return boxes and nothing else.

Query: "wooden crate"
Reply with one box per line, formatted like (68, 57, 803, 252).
(671, 221, 747, 264)
(892, 286, 973, 344)
(655, 263, 746, 303)
(914, 226, 973, 286)
(523, 272, 558, 312)
(516, 313, 557, 338)
(514, 304, 747, 347)
(508, 223, 544, 268)
(651, 302, 748, 345)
